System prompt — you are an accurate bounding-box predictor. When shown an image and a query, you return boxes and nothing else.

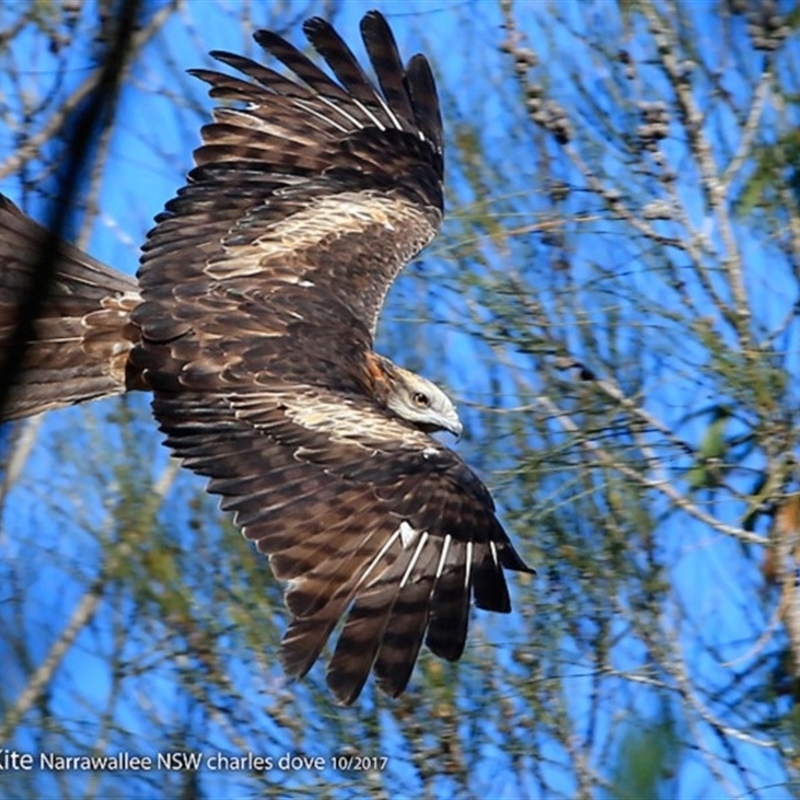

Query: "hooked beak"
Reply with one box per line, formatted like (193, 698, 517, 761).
(443, 413, 463, 440)
(416, 411, 463, 440)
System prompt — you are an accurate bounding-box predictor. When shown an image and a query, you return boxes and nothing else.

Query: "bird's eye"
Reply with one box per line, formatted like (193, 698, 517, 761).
(412, 392, 429, 407)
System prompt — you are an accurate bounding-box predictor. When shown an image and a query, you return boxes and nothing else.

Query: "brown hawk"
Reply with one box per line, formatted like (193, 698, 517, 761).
(0, 11, 531, 704)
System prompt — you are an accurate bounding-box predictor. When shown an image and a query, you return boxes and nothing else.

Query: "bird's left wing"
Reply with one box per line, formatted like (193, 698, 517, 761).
(151, 380, 530, 704)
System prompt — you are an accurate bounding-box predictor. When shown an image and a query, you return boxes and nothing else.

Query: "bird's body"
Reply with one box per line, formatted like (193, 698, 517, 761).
(0, 11, 530, 704)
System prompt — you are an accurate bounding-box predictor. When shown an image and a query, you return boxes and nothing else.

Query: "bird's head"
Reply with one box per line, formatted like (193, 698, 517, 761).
(369, 354, 462, 438)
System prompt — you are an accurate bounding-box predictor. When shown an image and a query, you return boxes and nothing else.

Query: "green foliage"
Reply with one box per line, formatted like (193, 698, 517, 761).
(738, 130, 800, 217)
(610, 707, 681, 800)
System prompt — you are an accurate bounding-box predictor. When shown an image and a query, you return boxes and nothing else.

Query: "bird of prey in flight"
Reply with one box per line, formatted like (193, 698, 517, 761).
(0, 10, 531, 704)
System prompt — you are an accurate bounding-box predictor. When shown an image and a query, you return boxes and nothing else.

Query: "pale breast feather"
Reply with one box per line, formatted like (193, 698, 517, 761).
(232, 385, 429, 449)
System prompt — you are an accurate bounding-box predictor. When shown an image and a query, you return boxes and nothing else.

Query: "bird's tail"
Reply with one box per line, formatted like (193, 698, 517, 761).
(0, 195, 141, 421)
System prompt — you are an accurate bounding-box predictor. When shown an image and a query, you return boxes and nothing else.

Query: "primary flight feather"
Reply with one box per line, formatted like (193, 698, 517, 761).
(0, 10, 531, 704)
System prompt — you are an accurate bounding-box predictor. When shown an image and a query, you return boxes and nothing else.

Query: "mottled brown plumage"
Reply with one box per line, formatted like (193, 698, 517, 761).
(0, 11, 531, 704)
(0, 195, 141, 419)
